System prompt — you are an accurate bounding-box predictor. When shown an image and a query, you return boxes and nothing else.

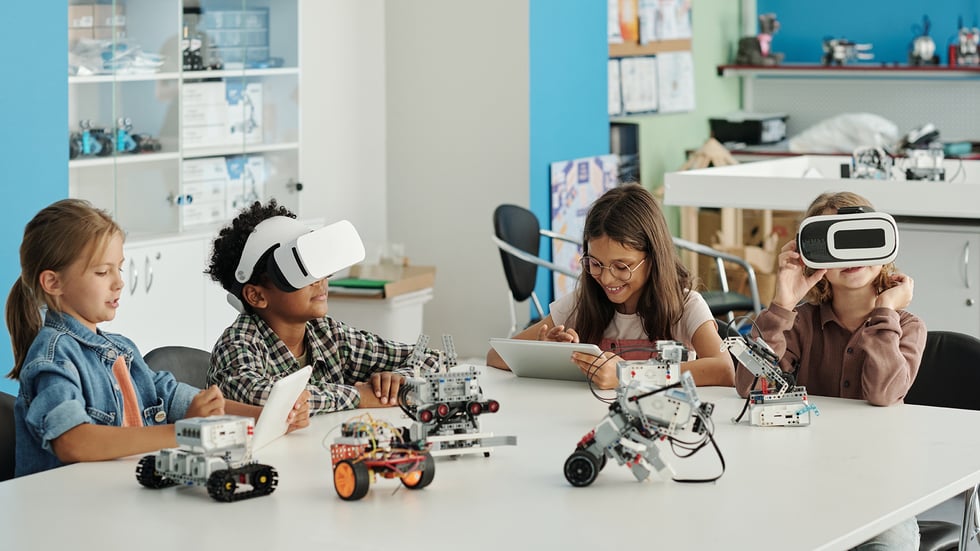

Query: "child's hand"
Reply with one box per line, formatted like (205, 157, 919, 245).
(186, 385, 226, 418)
(572, 350, 620, 390)
(354, 373, 405, 408)
(537, 323, 580, 343)
(285, 390, 311, 433)
(875, 272, 914, 311)
(772, 239, 826, 310)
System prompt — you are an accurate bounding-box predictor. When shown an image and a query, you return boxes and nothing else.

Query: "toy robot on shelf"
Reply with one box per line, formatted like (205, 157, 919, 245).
(821, 38, 874, 65)
(135, 415, 278, 502)
(329, 414, 434, 501)
(734, 12, 784, 66)
(70, 119, 113, 159)
(398, 334, 517, 457)
(722, 335, 818, 427)
(955, 17, 980, 66)
(909, 15, 940, 66)
(563, 369, 716, 487)
(115, 117, 139, 154)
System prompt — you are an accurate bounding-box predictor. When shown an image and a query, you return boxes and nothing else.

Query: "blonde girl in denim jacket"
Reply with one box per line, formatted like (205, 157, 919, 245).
(6, 199, 310, 476)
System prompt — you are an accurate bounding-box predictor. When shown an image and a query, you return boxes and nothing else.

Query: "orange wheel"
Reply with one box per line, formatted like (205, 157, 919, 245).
(401, 453, 436, 490)
(334, 460, 370, 501)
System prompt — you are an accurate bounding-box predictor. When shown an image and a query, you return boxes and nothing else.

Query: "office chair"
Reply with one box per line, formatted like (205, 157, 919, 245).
(143, 346, 211, 389)
(905, 331, 980, 551)
(492, 204, 580, 336)
(672, 237, 763, 322)
(0, 391, 14, 481)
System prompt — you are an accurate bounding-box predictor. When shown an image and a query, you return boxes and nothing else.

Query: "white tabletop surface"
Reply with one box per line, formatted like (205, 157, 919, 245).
(3, 367, 980, 551)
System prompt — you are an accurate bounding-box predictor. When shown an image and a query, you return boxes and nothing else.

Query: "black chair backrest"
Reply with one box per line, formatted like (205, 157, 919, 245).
(493, 204, 542, 302)
(905, 331, 980, 410)
(143, 346, 211, 389)
(0, 391, 15, 481)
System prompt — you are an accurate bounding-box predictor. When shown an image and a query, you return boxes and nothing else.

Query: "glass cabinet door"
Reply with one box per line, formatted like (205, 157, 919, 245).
(69, 0, 301, 238)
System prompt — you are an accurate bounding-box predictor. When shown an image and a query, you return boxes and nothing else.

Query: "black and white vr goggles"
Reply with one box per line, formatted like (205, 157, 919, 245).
(797, 207, 899, 269)
(231, 216, 365, 304)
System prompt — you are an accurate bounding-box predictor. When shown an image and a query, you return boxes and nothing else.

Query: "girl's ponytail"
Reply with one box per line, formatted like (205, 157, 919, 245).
(6, 277, 42, 379)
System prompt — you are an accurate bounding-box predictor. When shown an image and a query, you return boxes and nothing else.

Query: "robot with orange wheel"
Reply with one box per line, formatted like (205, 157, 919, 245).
(329, 415, 435, 501)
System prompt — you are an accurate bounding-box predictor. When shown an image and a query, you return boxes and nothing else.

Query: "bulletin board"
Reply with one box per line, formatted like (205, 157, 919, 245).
(608, 0, 695, 116)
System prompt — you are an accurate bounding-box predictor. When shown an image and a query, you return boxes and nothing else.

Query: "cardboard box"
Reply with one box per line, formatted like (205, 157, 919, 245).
(334, 265, 436, 299)
(709, 243, 778, 307)
(69, 5, 94, 28)
(93, 3, 125, 27)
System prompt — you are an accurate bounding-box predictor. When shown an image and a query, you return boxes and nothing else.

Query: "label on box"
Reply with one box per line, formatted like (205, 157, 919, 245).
(225, 156, 265, 213)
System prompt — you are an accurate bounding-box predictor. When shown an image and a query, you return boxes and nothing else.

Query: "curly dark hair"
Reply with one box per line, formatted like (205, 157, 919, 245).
(206, 199, 296, 298)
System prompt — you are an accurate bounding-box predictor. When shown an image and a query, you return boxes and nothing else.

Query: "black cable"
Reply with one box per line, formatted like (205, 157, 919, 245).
(732, 375, 758, 424)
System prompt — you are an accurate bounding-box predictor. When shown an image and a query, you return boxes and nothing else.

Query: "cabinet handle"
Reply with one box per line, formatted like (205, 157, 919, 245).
(128, 258, 138, 296)
(964, 242, 971, 290)
(145, 255, 154, 294)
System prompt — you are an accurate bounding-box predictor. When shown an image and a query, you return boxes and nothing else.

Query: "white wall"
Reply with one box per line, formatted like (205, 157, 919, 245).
(385, 0, 530, 357)
(300, 0, 389, 260)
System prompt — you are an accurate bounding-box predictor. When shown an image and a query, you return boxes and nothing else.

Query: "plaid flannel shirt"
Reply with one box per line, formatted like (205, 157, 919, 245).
(208, 313, 438, 413)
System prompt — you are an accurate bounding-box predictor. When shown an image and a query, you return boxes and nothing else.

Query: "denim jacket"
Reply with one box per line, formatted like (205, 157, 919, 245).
(14, 311, 198, 477)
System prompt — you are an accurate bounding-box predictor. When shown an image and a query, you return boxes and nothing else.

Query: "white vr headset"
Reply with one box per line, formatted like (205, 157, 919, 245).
(230, 217, 366, 308)
(797, 208, 899, 269)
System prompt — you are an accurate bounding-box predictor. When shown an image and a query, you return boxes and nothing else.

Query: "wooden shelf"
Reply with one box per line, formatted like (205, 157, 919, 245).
(609, 39, 691, 58)
(717, 63, 980, 79)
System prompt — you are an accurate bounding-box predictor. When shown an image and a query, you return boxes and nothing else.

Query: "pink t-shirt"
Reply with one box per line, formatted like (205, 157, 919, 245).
(548, 290, 714, 359)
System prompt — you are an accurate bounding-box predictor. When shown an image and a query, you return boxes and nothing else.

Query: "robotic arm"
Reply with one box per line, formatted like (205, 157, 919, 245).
(722, 336, 794, 398)
(722, 335, 817, 427)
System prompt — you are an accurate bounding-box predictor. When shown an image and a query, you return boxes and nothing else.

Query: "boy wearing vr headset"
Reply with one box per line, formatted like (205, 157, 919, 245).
(205, 200, 437, 413)
(735, 191, 924, 407)
(734, 192, 924, 550)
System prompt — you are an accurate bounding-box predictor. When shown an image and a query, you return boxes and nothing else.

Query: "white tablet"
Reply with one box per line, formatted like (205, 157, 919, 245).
(252, 365, 313, 450)
(489, 338, 603, 382)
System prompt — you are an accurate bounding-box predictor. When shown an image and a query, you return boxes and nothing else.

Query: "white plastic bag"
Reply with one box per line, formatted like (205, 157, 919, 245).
(788, 113, 899, 153)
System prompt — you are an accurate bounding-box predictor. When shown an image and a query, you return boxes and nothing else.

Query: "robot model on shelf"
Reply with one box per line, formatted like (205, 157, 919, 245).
(398, 334, 517, 458)
(722, 336, 819, 427)
(563, 369, 715, 487)
(135, 415, 278, 502)
(956, 17, 980, 66)
(821, 38, 874, 65)
(329, 414, 435, 501)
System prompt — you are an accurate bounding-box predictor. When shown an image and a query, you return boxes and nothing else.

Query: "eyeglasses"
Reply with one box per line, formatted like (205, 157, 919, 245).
(580, 255, 647, 282)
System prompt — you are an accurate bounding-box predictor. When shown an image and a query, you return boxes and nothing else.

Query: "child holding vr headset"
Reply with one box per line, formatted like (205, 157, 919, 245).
(735, 191, 925, 407)
(206, 200, 438, 413)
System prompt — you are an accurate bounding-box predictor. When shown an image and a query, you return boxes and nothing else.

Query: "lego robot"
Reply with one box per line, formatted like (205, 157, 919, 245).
(564, 370, 715, 487)
(329, 414, 434, 501)
(397, 334, 516, 457)
(135, 415, 278, 502)
(615, 340, 687, 388)
(722, 335, 819, 427)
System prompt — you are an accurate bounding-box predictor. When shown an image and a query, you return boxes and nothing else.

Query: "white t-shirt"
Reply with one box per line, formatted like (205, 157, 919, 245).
(548, 289, 714, 350)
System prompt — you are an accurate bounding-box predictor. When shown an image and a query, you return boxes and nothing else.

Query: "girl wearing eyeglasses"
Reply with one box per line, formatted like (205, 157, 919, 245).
(487, 184, 735, 389)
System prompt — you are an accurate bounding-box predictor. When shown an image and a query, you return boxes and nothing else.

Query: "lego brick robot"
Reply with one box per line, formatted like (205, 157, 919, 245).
(722, 335, 819, 427)
(135, 415, 278, 502)
(398, 334, 516, 457)
(564, 369, 716, 487)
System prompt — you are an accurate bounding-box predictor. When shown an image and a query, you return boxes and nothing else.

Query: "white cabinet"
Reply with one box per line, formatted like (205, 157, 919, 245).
(897, 222, 980, 338)
(102, 234, 239, 354)
(68, 0, 302, 235)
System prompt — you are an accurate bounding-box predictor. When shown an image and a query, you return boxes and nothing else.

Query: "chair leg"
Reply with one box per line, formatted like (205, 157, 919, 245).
(507, 292, 519, 337)
(959, 484, 979, 550)
(530, 292, 545, 322)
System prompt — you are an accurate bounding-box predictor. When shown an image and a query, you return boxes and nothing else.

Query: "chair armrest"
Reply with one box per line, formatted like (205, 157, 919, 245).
(492, 235, 581, 279)
(540, 229, 582, 246)
(672, 237, 763, 315)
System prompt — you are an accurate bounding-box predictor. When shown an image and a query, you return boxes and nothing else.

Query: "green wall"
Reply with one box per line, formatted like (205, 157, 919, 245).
(612, 0, 742, 234)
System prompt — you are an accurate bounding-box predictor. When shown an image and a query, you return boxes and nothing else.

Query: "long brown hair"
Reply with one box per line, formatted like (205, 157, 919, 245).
(802, 191, 898, 304)
(6, 199, 122, 379)
(572, 184, 691, 344)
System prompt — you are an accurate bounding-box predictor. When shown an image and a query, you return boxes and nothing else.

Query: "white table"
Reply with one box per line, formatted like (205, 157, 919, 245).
(3, 368, 980, 551)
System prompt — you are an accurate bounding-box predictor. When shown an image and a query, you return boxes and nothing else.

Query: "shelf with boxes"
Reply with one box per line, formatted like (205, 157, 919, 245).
(67, 0, 302, 354)
(68, 0, 301, 237)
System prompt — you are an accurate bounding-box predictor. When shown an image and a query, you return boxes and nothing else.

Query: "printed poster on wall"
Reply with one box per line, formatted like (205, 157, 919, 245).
(550, 155, 619, 300)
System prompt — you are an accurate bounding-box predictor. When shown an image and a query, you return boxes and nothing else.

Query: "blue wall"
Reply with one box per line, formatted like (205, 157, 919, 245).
(0, 3, 67, 394)
(528, 0, 608, 311)
(759, 0, 980, 64)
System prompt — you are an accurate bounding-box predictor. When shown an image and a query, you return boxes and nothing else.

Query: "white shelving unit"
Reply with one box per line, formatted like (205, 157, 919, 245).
(717, 64, 980, 142)
(68, 0, 302, 352)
